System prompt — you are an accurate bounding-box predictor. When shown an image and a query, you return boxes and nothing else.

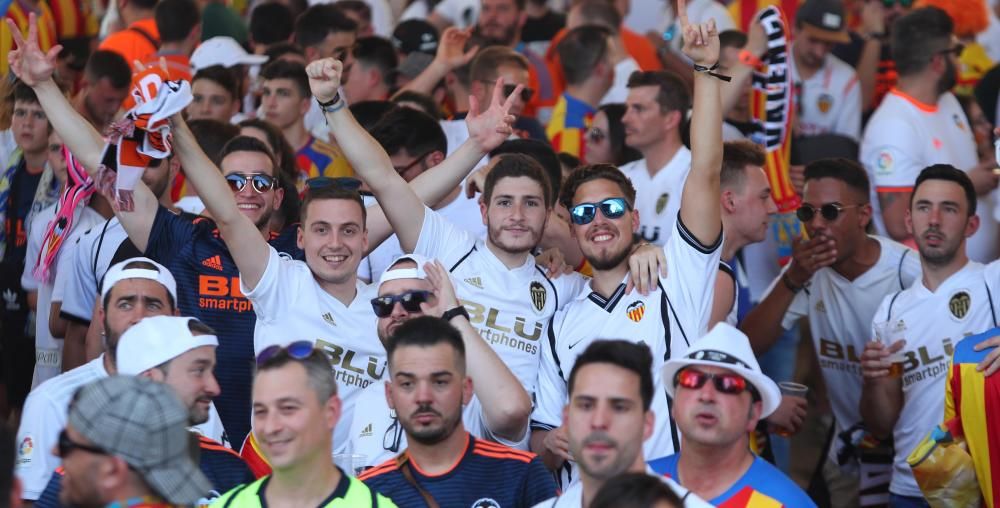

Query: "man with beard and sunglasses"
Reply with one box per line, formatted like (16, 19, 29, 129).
(529, 5, 725, 487)
(358, 315, 556, 506)
(740, 159, 920, 507)
(650, 324, 815, 506)
(861, 165, 1000, 506)
(861, 6, 999, 262)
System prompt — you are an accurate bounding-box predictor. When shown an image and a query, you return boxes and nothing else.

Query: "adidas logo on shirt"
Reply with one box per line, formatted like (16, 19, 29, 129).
(323, 313, 337, 326)
(360, 423, 373, 438)
(464, 277, 484, 289)
(201, 255, 223, 271)
(815, 300, 826, 313)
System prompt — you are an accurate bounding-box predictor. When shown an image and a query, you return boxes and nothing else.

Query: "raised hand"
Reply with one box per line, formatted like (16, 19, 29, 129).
(677, 0, 720, 67)
(420, 260, 462, 318)
(435, 27, 479, 71)
(5, 14, 61, 86)
(305, 58, 343, 104)
(466, 78, 520, 153)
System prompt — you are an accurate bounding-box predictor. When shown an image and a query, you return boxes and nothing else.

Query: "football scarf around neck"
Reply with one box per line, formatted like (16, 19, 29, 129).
(32, 146, 95, 282)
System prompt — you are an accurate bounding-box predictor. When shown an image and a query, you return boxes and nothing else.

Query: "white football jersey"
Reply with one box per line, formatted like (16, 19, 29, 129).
(773, 237, 920, 458)
(413, 208, 589, 396)
(243, 247, 384, 451)
(53, 217, 129, 323)
(789, 52, 862, 141)
(861, 91, 995, 262)
(620, 148, 692, 246)
(872, 260, 1000, 497)
(531, 466, 711, 508)
(532, 217, 722, 485)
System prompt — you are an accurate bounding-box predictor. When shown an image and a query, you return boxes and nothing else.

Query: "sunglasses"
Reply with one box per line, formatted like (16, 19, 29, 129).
(570, 197, 631, 225)
(58, 429, 108, 458)
(393, 151, 434, 175)
(478, 80, 534, 103)
(370, 290, 433, 318)
(881, 0, 913, 7)
(256, 340, 317, 367)
(586, 127, 606, 144)
(795, 203, 860, 223)
(674, 368, 758, 399)
(225, 173, 276, 194)
(304, 176, 363, 192)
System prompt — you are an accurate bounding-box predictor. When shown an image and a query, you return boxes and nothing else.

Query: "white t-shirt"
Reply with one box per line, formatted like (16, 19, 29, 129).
(872, 260, 1000, 497)
(242, 246, 384, 452)
(789, 52, 862, 141)
(861, 90, 995, 262)
(532, 466, 712, 508)
(53, 217, 130, 324)
(432, 0, 479, 29)
(620, 147, 692, 246)
(347, 383, 530, 466)
(532, 217, 722, 486)
(771, 236, 920, 458)
(413, 207, 589, 396)
(21, 204, 105, 387)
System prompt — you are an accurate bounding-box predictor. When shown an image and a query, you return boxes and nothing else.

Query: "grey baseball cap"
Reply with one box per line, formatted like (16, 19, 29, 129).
(68, 376, 212, 505)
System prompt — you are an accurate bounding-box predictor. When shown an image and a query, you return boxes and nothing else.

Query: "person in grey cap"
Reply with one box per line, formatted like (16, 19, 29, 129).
(58, 376, 212, 507)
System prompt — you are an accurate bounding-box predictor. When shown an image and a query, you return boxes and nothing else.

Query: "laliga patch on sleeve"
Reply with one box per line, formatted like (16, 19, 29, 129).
(16, 435, 33, 466)
(875, 151, 894, 176)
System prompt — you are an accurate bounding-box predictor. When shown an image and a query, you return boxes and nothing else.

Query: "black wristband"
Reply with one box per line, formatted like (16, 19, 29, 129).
(442, 306, 470, 322)
(317, 93, 341, 107)
(692, 61, 732, 82)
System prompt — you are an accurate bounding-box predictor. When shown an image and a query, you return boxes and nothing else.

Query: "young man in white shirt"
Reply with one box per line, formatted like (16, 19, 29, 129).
(860, 7, 998, 262)
(741, 158, 920, 507)
(861, 165, 1000, 506)
(531, 8, 725, 484)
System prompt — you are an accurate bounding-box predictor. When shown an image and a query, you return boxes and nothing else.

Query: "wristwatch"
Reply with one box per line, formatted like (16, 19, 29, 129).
(442, 306, 470, 322)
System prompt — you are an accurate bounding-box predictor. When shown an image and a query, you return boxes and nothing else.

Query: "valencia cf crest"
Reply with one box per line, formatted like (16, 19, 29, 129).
(656, 193, 669, 214)
(626, 301, 645, 322)
(471, 499, 501, 508)
(817, 93, 834, 114)
(949, 291, 971, 320)
(530, 281, 547, 313)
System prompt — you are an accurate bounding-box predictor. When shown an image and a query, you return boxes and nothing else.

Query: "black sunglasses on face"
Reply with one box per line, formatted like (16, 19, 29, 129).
(570, 197, 631, 225)
(586, 127, 606, 144)
(796, 203, 860, 223)
(370, 290, 433, 317)
(225, 173, 276, 194)
(256, 340, 317, 367)
(58, 429, 108, 458)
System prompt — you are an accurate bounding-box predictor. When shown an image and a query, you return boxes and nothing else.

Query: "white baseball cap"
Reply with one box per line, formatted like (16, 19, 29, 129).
(101, 257, 177, 304)
(662, 323, 782, 418)
(191, 36, 268, 71)
(117, 316, 219, 375)
(377, 253, 432, 288)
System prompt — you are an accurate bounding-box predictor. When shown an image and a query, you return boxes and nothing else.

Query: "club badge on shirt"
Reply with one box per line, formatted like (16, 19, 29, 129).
(530, 282, 547, 314)
(949, 291, 972, 321)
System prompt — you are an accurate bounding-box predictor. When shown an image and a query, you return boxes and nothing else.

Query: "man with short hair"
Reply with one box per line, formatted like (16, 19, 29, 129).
(35, 315, 253, 507)
(530, 10, 725, 485)
(790, 0, 861, 141)
(259, 59, 353, 184)
(341, 36, 398, 103)
(97, 0, 160, 66)
(651, 324, 816, 506)
(248, 2, 294, 57)
(741, 158, 920, 506)
(58, 376, 212, 507)
(547, 25, 615, 160)
(71, 50, 131, 132)
(293, 3, 358, 136)
(214, 345, 396, 507)
(15, 258, 179, 504)
(861, 7, 998, 261)
(359, 315, 556, 505)
(861, 165, 1000, 506)
(142, 0, 201, 81)
(188, 66, 243, 123)
(618, 70, 694, 246)
(532, 341, 708, 508)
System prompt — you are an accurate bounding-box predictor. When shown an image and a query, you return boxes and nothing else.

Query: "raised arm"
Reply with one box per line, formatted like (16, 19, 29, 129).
(309, 57, 518, 252)
(676, 2, 723, 245)
(7, 16, 159, 251)
(170, 116, 271, 290)
(395, 27, 477, 97)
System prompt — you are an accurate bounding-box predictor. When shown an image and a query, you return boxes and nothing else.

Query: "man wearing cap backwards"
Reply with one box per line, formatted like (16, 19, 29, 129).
(214, 343, 397, 507)
(650, 324, 816, 507)
(14, 258, 183, 506)
(790, 0, 862, 141)
(532, 340, 711, 508)
(35, 315, 253, 507)
(59, 376, 213, 508)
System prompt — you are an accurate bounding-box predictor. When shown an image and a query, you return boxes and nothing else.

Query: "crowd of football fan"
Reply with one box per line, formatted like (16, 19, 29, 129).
(1, 0, 999, 505)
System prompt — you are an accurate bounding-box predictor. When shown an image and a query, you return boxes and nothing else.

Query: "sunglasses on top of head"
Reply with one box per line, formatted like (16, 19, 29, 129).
(674, 368, 759, 400)
(304, 176, 363, 192)
(225, 173, 276, 194)
(795, 203, 860, 222)
(255, 340, 319, 367)
(370, 290, 433, 317)
(569, 197, 631, 225)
